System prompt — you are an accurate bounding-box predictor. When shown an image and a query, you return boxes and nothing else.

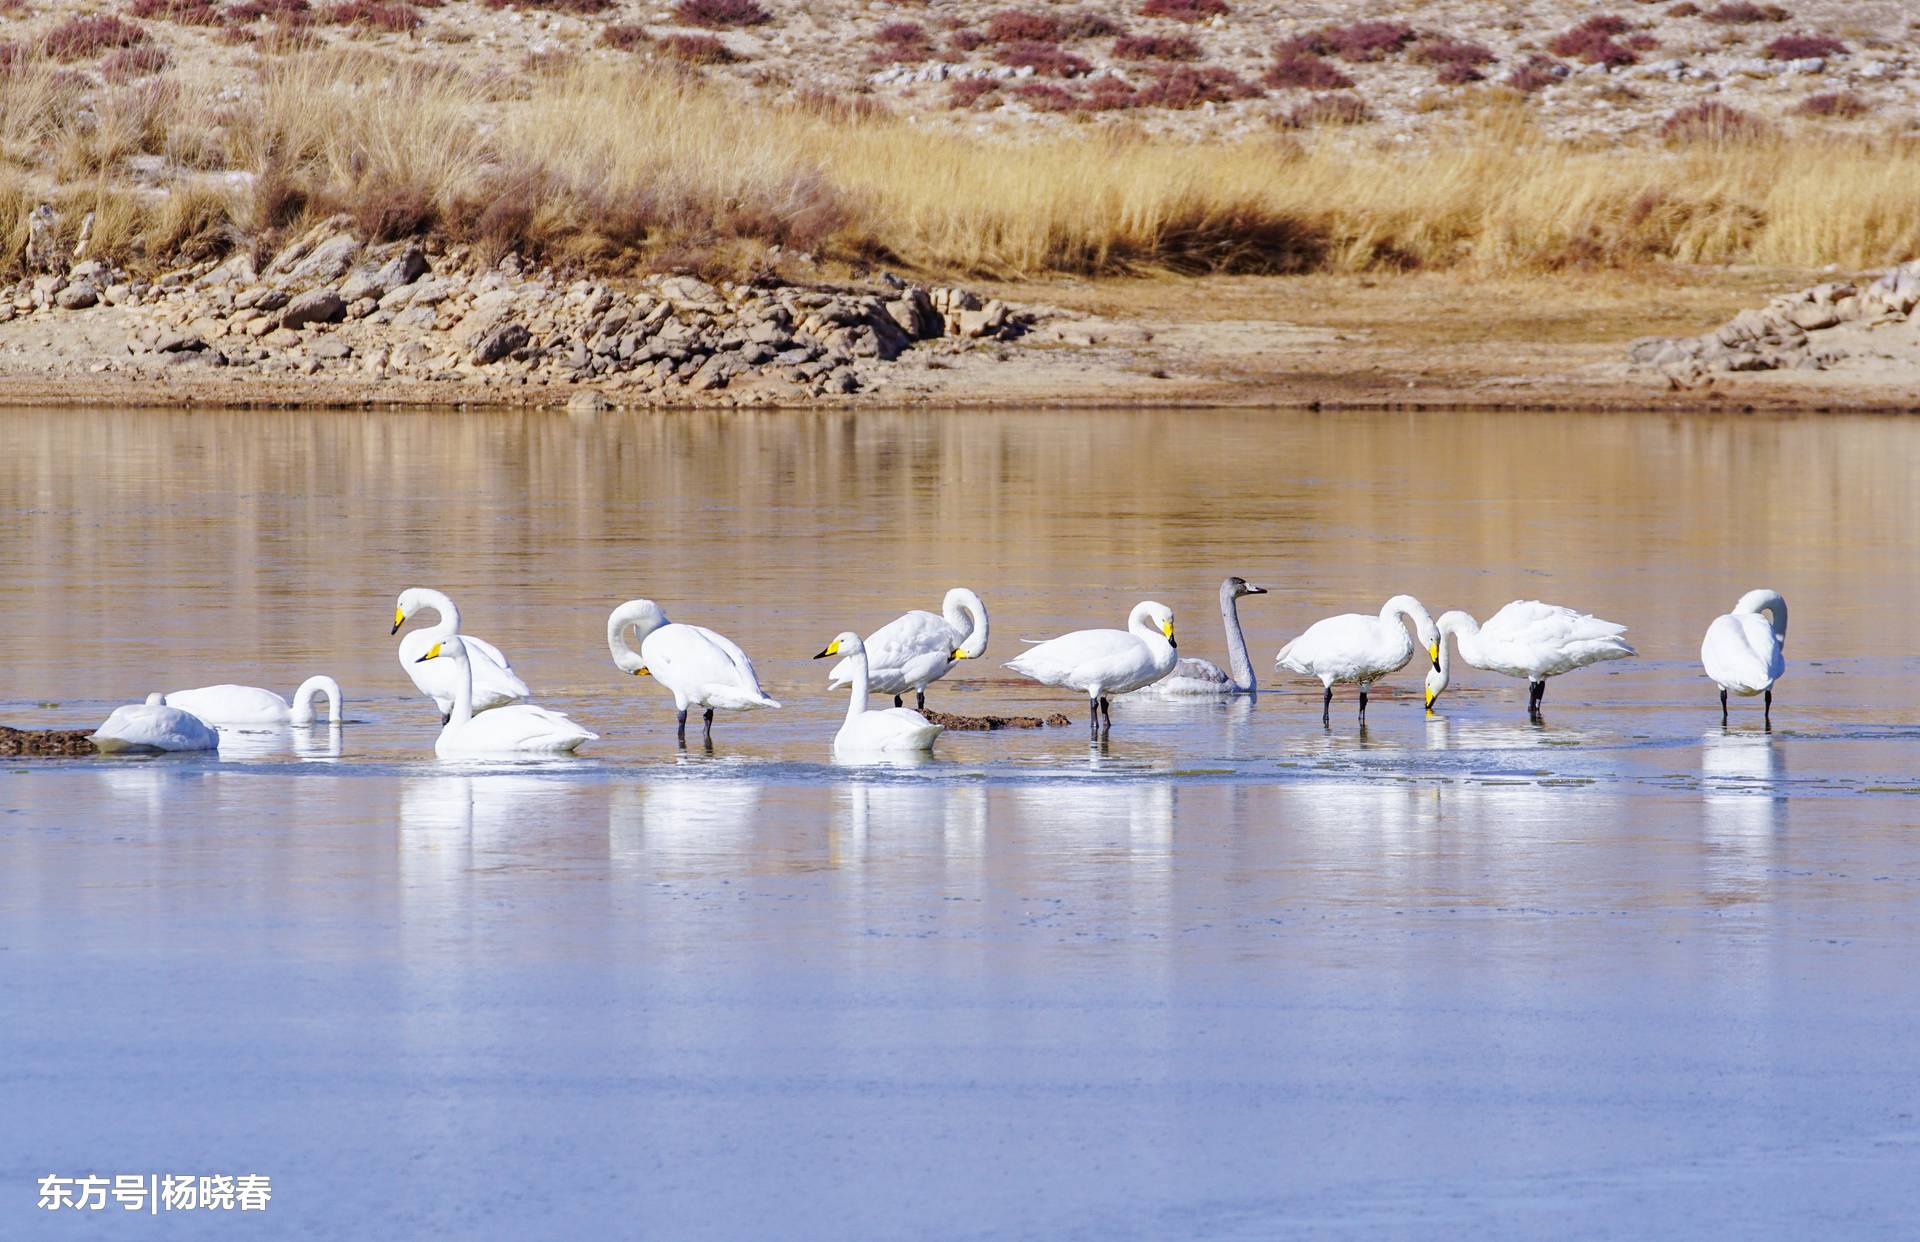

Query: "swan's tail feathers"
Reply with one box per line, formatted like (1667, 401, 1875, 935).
(825, 675, 850, 691)
(755, 695, 782, 710)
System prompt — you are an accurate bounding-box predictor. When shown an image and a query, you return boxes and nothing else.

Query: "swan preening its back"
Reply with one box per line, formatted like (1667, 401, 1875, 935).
(164, 677, 343, 727)
(1701, 589, 1787, 724)
(1426, 601, 1634, 715)
(1006, 601, 1178, 735)
(415, 635, 596, 756)
(827, 587, 989, 711)
(393, 588, 529, 722)
(1276, 595, 1438, 724)
(607, 598, 780, 745)
(815, 631, 943, 754)
(1133, 577, 1266, 697)
(90, 693, 219, 754)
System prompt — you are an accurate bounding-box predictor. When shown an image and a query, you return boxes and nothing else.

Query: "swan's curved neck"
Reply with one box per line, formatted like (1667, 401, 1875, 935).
(1739, 590, 1788, 643)
(945, 589, 989, 657)
(607, 601, 667, 673)
(844, 647, 870, 723)
(1127, 602, 1171, 650)
(1219, 583, 1255, 694)
(446, 641, 475, 729)
(417, 590, 460, 639)
(291, 675, 342, 725)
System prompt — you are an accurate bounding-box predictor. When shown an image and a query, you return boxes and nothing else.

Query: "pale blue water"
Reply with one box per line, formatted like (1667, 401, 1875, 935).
(3, 407, 1919, 1238)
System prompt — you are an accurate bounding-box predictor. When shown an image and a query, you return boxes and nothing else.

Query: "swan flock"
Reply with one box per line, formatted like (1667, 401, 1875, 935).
(80, 581, 1789, 756)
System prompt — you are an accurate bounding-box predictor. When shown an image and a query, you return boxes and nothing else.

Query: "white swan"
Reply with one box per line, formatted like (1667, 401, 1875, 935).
(607, 599, 781, 745)
(413, 636, 596, 756)
(89, 693, 219, 754)
(393, 588, 529, 722)
(826, 587, 989, 711)
(1132, 576, 1266, 696)
(1005, 600, 1178, 735)
(814, 631, 943, 754)
(1701, 589, 1787, 724)
(163, 677, 343, 727)
(1426, 601, 1634, 714)
(1275, 595, 1438, 724)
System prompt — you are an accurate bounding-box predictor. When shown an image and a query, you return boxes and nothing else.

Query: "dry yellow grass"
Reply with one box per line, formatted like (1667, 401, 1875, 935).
(4, 52, 1920, 280)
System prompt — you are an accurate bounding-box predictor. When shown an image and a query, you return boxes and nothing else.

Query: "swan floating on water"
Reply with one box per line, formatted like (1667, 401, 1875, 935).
(1006, 601, 1178, 736)
(1276, 595, 1438, 724)
(1701, 589, 1787, 725)
(815, 631, 943, 754)
(827, 587, 988, 711)
(414, 636, 595, 756)
(163, 677, 343, 727)
(1132, 577, 1266, 697)
(393, 588, 529, 722)
(1426, 601, 1634, 715)
(607, 598, 780, 745)
(89, 693, 219, 754)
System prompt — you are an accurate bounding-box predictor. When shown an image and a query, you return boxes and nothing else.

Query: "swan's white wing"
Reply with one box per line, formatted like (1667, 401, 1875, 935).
(1701, 612, 1782, 695)
(1006, 628, 1168, 695)
(835, 707, 942, 753)
(91, 704, 219, 753)
(645, 624, 780, 711)
(1476, 601, 1634, 678)
(163, 684, 293, 726)
(400, 631, 530, 714)
(1276, 614, 1412, 685)
(438, 702, 596, 755)
(830, 610, 954, 693)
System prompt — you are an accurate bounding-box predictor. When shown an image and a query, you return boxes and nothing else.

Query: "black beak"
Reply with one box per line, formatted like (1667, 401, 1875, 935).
(1247, 585, 1268, 594)
(390, 621, 402, 635)
(1168, 638, 1178, 649)
(812, 648, 832, 659)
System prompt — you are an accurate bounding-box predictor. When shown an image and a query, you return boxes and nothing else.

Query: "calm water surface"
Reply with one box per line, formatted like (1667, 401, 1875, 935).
(3, 407, 1918, 1238)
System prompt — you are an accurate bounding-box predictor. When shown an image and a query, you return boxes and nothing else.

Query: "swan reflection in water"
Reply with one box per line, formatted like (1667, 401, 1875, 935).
(837, 780, 988, 870)
(1700, 730, 1785, 895)
(210, 723, 343, 761)
(398, 771, 580, 886)
(608, 775, 764, 871)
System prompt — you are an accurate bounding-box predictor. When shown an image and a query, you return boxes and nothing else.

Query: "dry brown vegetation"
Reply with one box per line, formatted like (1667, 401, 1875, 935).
(4, 52, 1920, 282)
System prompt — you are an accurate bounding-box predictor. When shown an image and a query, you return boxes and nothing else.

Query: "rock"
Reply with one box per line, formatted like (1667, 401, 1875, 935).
(566, 390, 611, 414)
(339, 244, 428, 303)
(280, 290, 346, 329)
(388, 340, 432, 370)
(347, 297, 378, 319)
(23, 204, 61, 273)
(262, 328, 302, 349)
(956, 303, 1009, 339)
(196, 252, 257, 288)
(308, 336, 353, 360)
(1787, 303, 1840, 332)
(263, 217, 354, 280)
(54, 283, 98, 310)
(393, 305, 436, 331)
(155, 332, 207, 353)
(470, 322, 530, 365)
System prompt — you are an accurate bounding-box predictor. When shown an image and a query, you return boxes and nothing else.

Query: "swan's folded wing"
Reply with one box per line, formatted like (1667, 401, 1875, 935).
(1701, 613, 1778, 692)
(1006, 628, 1139, 685)
(685, 625, 780, 707)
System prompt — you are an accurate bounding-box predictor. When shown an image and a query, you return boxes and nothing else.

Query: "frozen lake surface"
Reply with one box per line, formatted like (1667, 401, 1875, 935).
(3, 407, 1919, 1237)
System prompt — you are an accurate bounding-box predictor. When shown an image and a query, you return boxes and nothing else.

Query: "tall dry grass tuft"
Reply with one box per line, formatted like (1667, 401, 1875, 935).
(7, 53, 1920, 279)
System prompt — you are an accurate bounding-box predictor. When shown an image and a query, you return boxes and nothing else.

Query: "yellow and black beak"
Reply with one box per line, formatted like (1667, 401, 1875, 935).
(413, 641, 443, 664)
(391, 606, 406, 635)
(813, 638, 843, 659)
(1425, 685, 1436, 710)
(950, 648, 970, 661)
(1162, 620, 1177, 649)
(1429, 639, 1440, 671)
(631, 666, 649, 677)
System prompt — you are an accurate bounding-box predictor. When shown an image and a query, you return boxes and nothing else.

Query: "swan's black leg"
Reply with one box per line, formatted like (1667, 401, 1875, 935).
(1358, 686, 1369, 719)
(1528, 680, 1544, 714)
(702, 707, 714, 743)
(1321, 686, 1333, 726)
(1719, 688, 1728, 725)
(676, 708, 688, 745)
(894, 694, 903, 708)
(1763, 688, 1772, 728)
(1099, 697, 1113, 732)
(1089, 699, 1100, 737)
(916, 690, 925, 712)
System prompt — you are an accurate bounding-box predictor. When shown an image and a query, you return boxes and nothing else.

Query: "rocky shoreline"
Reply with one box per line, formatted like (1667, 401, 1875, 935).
(3, 213, 1052, 407)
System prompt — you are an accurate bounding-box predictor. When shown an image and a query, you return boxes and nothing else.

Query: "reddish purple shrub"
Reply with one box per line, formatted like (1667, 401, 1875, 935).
(661, 32, 739, 61)
(481, 0, 611, 10)
(1271, 32, 1329, 57)
(101, 43, 168, 79)
(1083, 76, 1141, 108)
(127, 0, 224, 25)
(229, 0, 311, 22)
(1702, 2, 1789, 22)
(674, 0, 768, 28)
(985, 9, 1062, 42)
(1411, 38, 1494, 69)
(0, 42, 22, 73)
(1011, 80, 1077, 111)
(1624, 32, 1659, 51)
(868, 21, 934, 61)
(1262, 53, 1352, 90)
(1436, 62, 1482, 85)
(1506, 55, 1565, 91)
(1319, 20, 1415, 62)
(1793, 90, 1867, 118)
(324, 0, 421, 32)
(1057, 10, 1124, 39)
(995, 40, 1091, 76)
(1763, 33, 1845, 59)
(1133, 63, 1257, 107)
(44, 15, 150, 59)
(946, 76, 998, 107)
(1659, 100, 1772, 142)
(948, 28, 987, 52)
(1667, 1, 1700, 13)
(601, 22, 650, 49)
(1547, 18, 1639, 67)
(1112, 33, 1200, 60)
(1279, 93, 1371, 127)
(1138, 0, 1228, 21)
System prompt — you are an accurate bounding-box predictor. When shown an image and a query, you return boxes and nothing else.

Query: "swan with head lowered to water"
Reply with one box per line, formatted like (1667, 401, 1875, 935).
(815, 631, 943, 754)
(1424, 601, 1633, 715)
(89, 693, 220, 754)
(607, 598, 781, 745)
(1131, 577, 1266, 697)
(827, 587, 988, 711)
(413, 634, 595, 756)
(1701, 589, 1787, 725)
(1006, 601, 1178, 736)
(393, 588, 528, 723)
(162, 677, 343, 727)
(1275, 595, 1438, 724)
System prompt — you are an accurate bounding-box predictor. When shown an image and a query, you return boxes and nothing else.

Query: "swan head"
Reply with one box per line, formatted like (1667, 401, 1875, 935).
(1423, 655, 1449, 710)
(1223, 577, 1268, 599)
(412, 638, 469, 666)
(393, 587, 451, 635)
(1130, 600, 1176, 649)
(814, 631, 864, 660)
(145, 691, 165, 706)
(608, 599, 668, 674)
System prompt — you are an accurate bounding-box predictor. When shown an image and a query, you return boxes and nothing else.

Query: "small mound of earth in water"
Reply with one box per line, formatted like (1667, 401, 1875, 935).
(0, 726, 98, 757)
(924, 709, 1073, 731)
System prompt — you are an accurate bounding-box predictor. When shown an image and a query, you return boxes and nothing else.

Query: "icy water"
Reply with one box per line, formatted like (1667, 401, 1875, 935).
(3, 406, 1919, 1238)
